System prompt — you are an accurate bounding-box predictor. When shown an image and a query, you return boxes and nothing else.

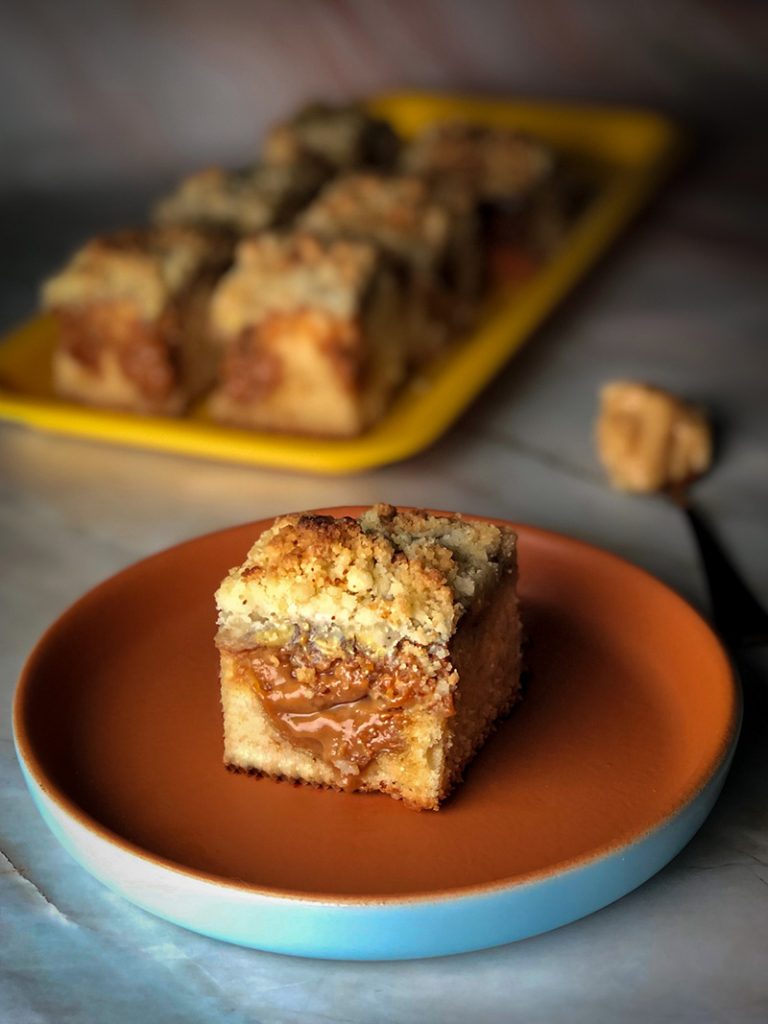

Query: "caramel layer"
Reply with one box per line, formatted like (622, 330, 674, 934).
(234, 646, 439, 786)
(54, 302, 180, 400)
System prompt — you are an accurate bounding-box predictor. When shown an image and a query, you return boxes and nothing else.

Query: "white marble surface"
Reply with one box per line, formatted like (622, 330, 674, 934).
(3, 107, 768, 1024)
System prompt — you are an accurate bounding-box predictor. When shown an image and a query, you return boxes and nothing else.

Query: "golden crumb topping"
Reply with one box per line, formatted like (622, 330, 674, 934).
(153, 160, 328, 235)
(209, 231, 381, 341)
(42, 227, 228, 320)
(216, 504, 516, 657)
(299, 173, 471, 270)
(264, 102, 399, 171)
(402, 120, 554, 202)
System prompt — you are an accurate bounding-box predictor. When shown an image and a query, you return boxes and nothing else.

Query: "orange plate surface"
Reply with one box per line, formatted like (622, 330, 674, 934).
(14, 510, 737, 900)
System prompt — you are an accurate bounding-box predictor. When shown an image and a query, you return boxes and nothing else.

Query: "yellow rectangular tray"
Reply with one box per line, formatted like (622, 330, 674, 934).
(0, 92, 680, 474)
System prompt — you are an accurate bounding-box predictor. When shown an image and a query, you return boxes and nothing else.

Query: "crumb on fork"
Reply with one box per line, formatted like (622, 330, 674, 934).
(596, 380, 712, 493)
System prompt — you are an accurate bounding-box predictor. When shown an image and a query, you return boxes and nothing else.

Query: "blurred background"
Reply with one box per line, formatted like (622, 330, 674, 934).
(2, 0, 768, 329)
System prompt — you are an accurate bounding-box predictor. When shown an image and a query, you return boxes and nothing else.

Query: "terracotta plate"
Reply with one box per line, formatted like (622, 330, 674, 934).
(14, 510, 739, 959)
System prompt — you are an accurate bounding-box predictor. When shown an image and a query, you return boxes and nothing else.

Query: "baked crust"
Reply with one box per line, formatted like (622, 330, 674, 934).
(216, 504, 516, 655)
(43, 227, 230, 320)
(210, 232, 381, 338)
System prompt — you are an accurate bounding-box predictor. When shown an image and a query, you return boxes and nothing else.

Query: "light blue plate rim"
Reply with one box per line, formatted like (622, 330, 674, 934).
(15, 694, 740, 959)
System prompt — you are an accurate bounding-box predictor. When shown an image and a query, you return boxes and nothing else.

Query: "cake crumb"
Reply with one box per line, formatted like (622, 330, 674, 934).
(596, 381, 712, 493)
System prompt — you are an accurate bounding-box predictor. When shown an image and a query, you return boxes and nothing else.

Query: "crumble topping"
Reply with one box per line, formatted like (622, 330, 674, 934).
(42, 227, 229, 321)
(209, 232, 382, 341)
(299, 173, 473, 271)
(153, 159, 328, 235)
(215, 504, 516, 657)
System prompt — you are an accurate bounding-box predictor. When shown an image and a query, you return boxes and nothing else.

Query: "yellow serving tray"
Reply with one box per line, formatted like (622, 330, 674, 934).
(0, 93, 680, 474)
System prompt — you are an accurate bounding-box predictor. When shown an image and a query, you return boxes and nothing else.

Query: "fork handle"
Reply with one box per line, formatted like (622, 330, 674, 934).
(683, 503, 768, 647)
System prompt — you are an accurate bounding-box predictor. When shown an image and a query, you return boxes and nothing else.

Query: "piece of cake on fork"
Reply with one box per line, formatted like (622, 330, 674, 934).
(214, 504, 522, 810)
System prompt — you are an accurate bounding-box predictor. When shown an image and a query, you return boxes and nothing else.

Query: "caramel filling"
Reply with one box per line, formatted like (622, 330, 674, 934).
(234, 646, 442, 787)
(55, 302, 179, 400)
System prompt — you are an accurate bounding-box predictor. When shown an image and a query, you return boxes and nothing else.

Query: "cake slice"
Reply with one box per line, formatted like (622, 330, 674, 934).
(207, 232, 405, 437)
(43, 227, 230, 415)
(401, 120, 566, 260)
(215, 505, 522, 810)
(298, 172, 483, 361)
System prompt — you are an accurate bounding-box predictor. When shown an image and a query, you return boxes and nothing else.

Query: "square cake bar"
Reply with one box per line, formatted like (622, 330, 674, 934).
(215, 505, 522, 810)
(401, 121, 565, 257)
(43, 227, 230, 415)
(298, 172, 483, 360)
(207, 232, 405, 437)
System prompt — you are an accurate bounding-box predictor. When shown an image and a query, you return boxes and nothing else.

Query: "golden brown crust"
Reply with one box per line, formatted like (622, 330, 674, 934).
(299, 173, 470, 270)
(216, 505, 517, 657)
(298, 173, 483, 361)
(209, 232, 381, 343)
(207, 233, 406, 437)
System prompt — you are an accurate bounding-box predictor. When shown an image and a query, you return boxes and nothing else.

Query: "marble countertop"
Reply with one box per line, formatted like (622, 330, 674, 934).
(2, 138, 768, 1022)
